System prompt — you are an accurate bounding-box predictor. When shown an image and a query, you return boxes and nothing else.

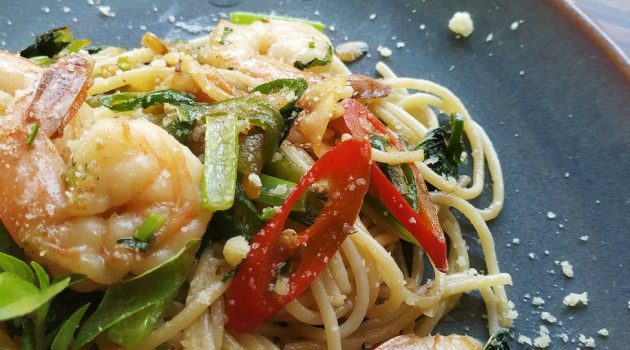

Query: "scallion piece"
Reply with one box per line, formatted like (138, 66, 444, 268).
(256, 174, 306, 211)
(229, 11, 325, 32)
(134, 213, 166, 242)
(202, 113, 239, 211)
(26, 124, 39, 145)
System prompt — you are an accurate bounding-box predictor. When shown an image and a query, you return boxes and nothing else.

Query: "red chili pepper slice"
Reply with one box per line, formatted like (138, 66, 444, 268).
(225, 138, 372, 334)
(335, 98, 447, 272)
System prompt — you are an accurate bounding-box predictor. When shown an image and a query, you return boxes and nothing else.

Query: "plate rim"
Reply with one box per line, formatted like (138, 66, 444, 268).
(553, 0, 630, 81)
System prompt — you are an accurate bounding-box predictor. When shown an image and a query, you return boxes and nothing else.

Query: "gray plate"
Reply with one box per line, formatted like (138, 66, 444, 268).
(1, 0, 629, 348)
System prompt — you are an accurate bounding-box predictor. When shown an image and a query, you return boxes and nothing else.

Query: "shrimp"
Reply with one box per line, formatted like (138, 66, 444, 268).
(0, 54, 211, 287)
(375, 334, 482, 350)
(200, 19, 332, 81)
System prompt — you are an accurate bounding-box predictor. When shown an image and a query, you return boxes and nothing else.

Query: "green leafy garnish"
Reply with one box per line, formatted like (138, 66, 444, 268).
(98, 90, 196, 112)
(20, 27, 73, 58)
(308, 39, 315, 49)
(50, 303, 90, 350)
(229, 12, 325, 31)
(26, 124, 39, 146)
(0, 252, 34, 283)
(116, 213, 165, 251)
(415, 113, 465, 178)
(135, 213, 166, 242)
(483, 327, 510, 350)
(293, 45, 333, 70)
(106, 297, 173, 348)
(28, 56, 54, 67)
(0, 272, 70, 321)
(71, 240, 199, 349)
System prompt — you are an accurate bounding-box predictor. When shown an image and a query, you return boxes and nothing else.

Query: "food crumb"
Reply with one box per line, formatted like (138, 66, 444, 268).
(512, 238, 520, 244)
(517, 334, 532, 345)
(369, 13, 377, 20)
(597, 328, 609, 337)
(396, 41, 406, 48)
(558, 333, 569, 343)
(63, 6, 71, 13)
(419, 24, 426, 30)
(528, 252, 536, 259)
(540, 311, 557, 323)
(328, 25, 336, 32)
(578, 334, 596, 348)
(98, 5, 116, 18)
(510, 21, 520, 30)
(564, 172, 570, 178)
(377, 46, 392, 57)
(532, 296, 545, 306)
(485, 33, 494, 42)
(560, 260, 574, 278)
(563, 292, 588, 307)
(519, 70, 525, 76)
(546, 211, 557, 219)
(533, 325, 551, 348)
(448, 11, 474, 38)
(168, 15, 176, 23)
(580, 235, 589, 242)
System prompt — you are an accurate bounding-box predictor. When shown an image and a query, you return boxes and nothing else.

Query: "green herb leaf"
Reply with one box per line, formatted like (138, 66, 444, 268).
(0, 252, 34, 284)
(229, 12, 325, 31)
(30, 262, 49, 289)
(0, 273, 70, 321)
(135, 213, 166, 242)
(98, 90, 196, 112)
(293, 45, 333, 70)
(26, 124, 39, 145)
(50, 303, 90, 350)
(483, 327, 510, 350)
(28, 56, 54, 67)
(71, 240, 199, 350)
(415, 113, 466, 178)
(20, 27, 73, 58)
(106, 296, 173, 347)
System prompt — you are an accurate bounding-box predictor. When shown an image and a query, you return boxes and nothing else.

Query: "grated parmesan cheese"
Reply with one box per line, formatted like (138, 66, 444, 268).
(377, 46, 392, 57)
(448, 12, 474, 38)
(517, 335, 532, 345)
(540, 311, 557, 323)
(563, 292, 588, 307)
(98, 5, 116, 18)
(597, 328, 609, 337)
(578, 334, 596, 348)
(533, 325, 551, 348)
(560, 260, 574, 278)
(532, 296, 545, 306)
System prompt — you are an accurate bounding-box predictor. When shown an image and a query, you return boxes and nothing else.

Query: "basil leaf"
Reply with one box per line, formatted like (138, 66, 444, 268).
(50, 303, 90, 350)
(0, 273, 70, 321)
(415, 113, 465, 178)
(0, 252, 34, 284)
(71, 240, 199, 350)
(99, 90, 196, 112)
(106, 295, 173, 347)
(294, 45, 333, 70)
(20, 27, 73, 58)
